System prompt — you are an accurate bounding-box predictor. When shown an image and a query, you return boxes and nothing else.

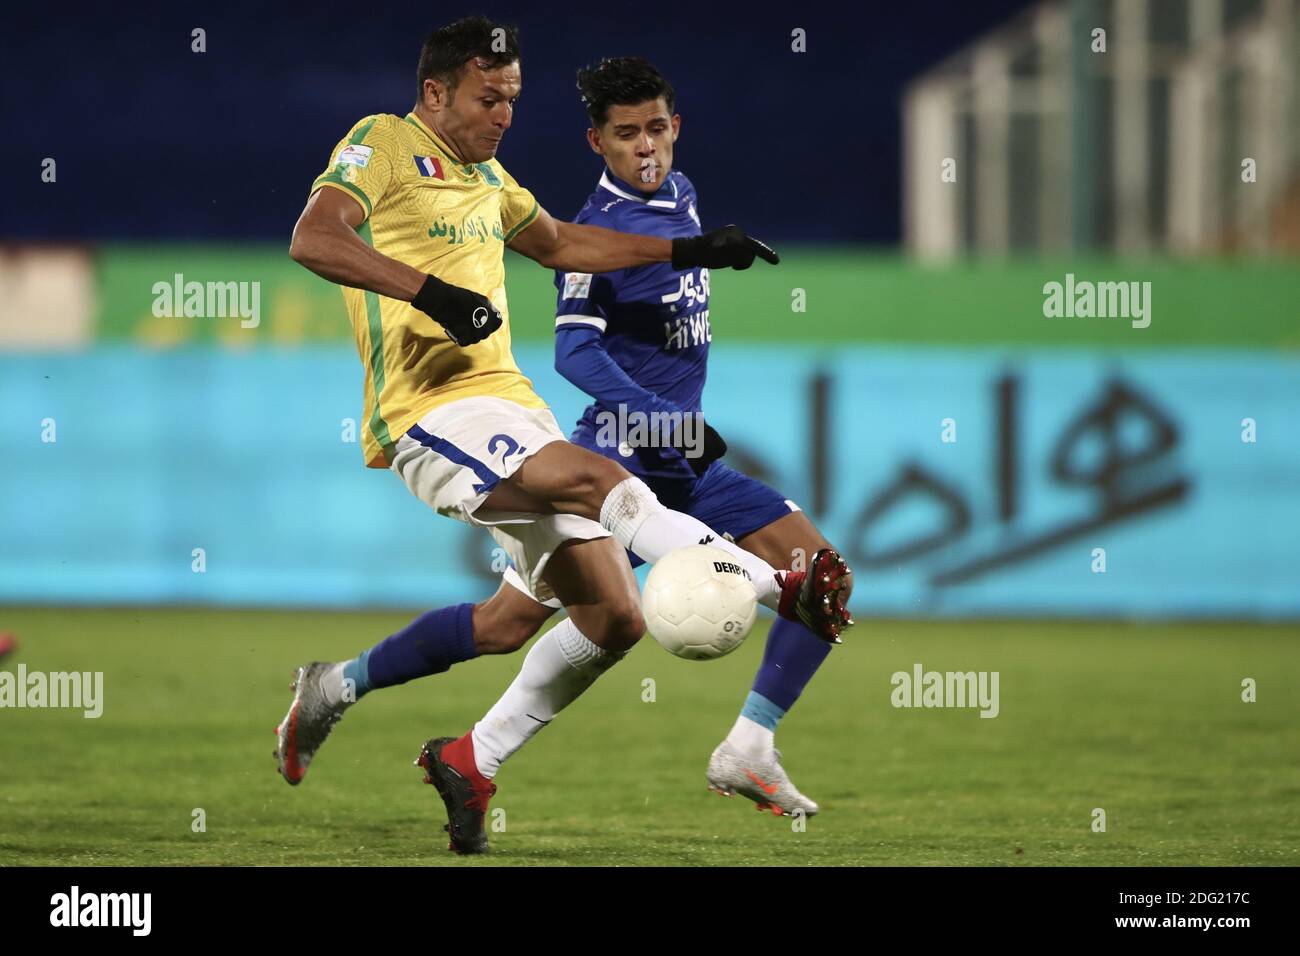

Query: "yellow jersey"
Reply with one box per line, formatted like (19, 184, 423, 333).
(310, 111, 546, 467)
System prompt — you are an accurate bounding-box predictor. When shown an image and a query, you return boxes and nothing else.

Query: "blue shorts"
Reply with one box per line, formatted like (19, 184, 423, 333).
(629, 461, 798, 569)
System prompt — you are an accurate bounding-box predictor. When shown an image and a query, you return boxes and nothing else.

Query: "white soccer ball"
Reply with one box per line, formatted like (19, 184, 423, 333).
(642, 544, 758, 660)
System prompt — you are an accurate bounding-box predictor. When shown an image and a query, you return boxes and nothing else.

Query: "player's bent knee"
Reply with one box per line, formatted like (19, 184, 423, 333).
(591, 453, 631, 492)
(567, 447, 631, 509)
(600, 601, 645, 654)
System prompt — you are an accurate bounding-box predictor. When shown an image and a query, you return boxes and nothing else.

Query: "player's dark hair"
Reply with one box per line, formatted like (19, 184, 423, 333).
(417, 16, 521, 100)
(576, 56, 676, 127)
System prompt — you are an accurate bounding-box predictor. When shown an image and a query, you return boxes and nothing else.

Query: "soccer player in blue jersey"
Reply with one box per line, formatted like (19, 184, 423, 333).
(471, 56, 851, 820)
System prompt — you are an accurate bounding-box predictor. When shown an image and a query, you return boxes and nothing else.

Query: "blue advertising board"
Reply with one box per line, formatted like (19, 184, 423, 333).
(2, 346, 1297, 617)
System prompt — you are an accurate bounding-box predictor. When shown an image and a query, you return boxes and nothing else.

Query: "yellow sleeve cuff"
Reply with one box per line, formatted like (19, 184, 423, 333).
(503, 200, 540, 243)
(311, 174, 373, 220)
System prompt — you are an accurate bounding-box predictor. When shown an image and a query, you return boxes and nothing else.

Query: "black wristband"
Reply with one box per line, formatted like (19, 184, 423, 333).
(670, 236, 698, 271)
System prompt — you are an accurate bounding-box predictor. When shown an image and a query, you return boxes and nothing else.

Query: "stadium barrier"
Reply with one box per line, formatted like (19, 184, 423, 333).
(4, 344, 1296, 617)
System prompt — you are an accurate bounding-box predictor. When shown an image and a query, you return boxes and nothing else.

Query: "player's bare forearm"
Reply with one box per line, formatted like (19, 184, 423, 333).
(545, 220, 670, 272)
(291, 221, 425, 300)
(509, 207, 669, 271)
(289, 188, 425, 301)
(510, 205, 779, 273)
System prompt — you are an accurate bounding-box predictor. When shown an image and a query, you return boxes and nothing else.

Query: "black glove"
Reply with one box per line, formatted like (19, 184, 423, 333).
(670, 417, 728, 476)
(412, 274, 502, 346)
(671, 224, 780, 271)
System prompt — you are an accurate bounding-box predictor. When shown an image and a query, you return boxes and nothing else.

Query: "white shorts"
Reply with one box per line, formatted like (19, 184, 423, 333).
(390, 396, 609, 605)
(503, 564, 563, 610)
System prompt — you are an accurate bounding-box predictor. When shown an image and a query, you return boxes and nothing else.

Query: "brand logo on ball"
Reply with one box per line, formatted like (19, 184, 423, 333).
(711, 560, 752, 580)
(642, 545, 758, 661)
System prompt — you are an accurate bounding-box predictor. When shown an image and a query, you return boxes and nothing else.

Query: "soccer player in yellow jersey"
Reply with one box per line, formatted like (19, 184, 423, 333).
(275, 17, 851, 854)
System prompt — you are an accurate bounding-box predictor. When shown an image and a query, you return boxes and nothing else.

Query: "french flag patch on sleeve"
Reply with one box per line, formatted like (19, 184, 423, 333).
(414, 155, 444, 179)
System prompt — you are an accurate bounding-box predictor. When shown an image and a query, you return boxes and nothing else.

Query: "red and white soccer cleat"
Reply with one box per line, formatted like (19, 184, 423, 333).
(777, 548, 854, 643)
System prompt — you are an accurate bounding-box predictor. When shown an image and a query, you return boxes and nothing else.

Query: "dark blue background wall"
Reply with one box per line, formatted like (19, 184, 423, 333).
(5, 0, 1033, 243)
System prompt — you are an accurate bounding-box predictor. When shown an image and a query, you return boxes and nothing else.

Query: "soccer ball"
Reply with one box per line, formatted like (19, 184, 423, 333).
(641, 545, 758, 660)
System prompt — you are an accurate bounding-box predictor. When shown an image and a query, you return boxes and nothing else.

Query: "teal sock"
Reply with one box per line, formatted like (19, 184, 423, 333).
(342, 649, 372, 701)
(740, 690, 785, 732)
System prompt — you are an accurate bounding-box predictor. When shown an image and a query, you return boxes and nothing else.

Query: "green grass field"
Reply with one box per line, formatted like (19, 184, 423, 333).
(1, 609, 1297, 866)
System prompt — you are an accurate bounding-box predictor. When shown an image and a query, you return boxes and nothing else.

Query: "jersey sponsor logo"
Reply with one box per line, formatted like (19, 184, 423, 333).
(562, 272, 593, 300)
(414, 155, 445, 179)
(428, 215, 504, 244)
(660, 270, 709, 306)
(664, 310, 711, 350)
(335, 144, 373, 168)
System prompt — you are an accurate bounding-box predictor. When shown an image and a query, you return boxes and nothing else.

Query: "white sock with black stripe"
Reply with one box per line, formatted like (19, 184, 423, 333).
(471, 618, 622, 779)
(598, 476, 782, 608)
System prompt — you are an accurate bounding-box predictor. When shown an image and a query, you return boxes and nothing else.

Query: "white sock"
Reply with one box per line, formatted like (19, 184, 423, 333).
(471, 618, 622, 778)
(318, 662, 351, 709)
(726, 714, 775, 759)
(598, 476, 783, 609)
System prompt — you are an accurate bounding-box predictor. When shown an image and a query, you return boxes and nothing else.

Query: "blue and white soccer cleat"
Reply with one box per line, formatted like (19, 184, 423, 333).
(706, 740, 820, 817)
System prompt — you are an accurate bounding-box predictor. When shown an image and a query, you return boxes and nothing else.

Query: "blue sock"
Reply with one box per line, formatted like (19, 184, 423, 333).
(740, 690, 786, 731)
(747, 616, 833, 727)
(343, 603, 477, 700)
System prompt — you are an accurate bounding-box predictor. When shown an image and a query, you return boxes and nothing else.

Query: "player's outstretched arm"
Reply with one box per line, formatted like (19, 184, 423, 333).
(509, 207, 779, 273)
(290, 187, 426, 300)
(290, 188, 502, 346)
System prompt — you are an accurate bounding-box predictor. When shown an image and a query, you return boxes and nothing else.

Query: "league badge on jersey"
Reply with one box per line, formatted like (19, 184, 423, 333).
(562, 272, 593, 300)
(414, 155, 445, 179)
(335, 144, 372, 168)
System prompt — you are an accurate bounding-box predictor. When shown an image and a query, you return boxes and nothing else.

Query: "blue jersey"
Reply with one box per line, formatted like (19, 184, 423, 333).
(554, 168, 711, 479)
